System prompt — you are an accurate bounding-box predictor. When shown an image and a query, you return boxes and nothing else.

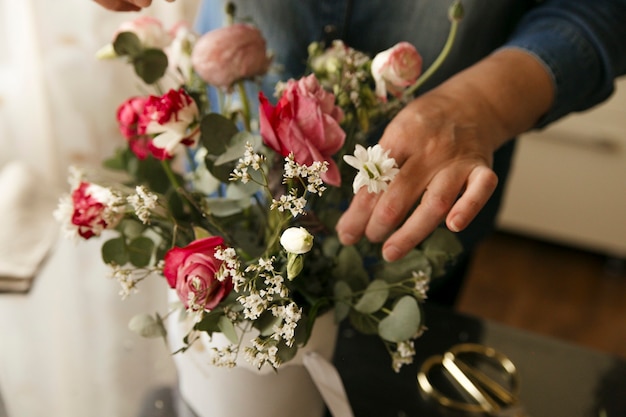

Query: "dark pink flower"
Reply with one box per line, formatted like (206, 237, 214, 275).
(139, 88, 199, 160)
(116, 96, 152, 159)
(258, 74, 345, 186)
(163, 237, 233, 312)
(191, 23, 272, 88)
(70, 182, 122, 240)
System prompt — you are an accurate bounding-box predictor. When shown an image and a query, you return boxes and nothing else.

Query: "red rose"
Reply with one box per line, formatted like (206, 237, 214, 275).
(191, 23, 272, 88)
(163, 236, 233, 311)
(259, 74, 345, 186)
(71, 182, 122, 239)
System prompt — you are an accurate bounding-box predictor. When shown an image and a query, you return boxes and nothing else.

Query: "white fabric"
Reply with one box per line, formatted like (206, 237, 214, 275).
(0, 1, 199, 416)
(303, 352, 355, 417)
(0, 161, 59, 287)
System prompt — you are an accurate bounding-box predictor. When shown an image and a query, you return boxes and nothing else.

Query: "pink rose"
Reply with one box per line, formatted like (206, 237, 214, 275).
(163, 237, 233, 312)
(116, 96, 152, 159)
(371, 42, 422, 100)
(139, 88, 200, 160)
(191, 23, 272, 88)
(115, 16, 172, 49)
(259, 74, 346, 186)
(70, 182, 122, 240)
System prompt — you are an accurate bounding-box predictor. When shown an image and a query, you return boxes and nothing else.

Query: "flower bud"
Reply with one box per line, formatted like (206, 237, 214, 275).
(280, 227, 314, 254)
(448, 1, 465, 22)
(286, 253, 304, 280)
(371, 42, 422, 101)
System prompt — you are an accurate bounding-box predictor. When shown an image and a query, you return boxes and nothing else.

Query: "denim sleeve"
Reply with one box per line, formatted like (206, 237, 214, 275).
(502, 0, 626, 128)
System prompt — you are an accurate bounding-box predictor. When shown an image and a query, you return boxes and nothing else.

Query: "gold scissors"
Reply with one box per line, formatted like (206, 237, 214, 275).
(417, 343, 528, 416)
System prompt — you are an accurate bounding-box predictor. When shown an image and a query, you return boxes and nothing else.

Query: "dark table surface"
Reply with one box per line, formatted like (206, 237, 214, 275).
(131, 303, 626, 417)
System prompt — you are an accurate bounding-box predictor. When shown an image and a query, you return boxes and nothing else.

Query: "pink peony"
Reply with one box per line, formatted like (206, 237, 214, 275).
(191, 23, 272, 88)
(115, 16, 172, 49)
(163, 236, 233, 312)
(371, 42, 422, 100)
(70, 182, 122, 240)
(139, 88, 199, 160)
(258, 74, 345, 186)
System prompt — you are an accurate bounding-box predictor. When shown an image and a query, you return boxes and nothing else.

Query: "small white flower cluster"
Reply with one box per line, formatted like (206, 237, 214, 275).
(127, 185, 159, 224)
(237, 257, 288, 320)
(109, 265, 160, 298)
(208, 344, 239, 368)
(270, 302, 302, 346)
(412, 270, 430, 300)
(215, 247, 244, 286)
(245, 337, 281, 369)
(391, 340, 416, 373)
(231, 142, 266, 184)
(271, 154, 328, 217)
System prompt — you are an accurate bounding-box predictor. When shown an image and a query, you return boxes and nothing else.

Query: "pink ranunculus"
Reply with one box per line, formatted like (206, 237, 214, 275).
(163, 236, 233, 312)
(139, 88, 200, 160)
(70, 182, 123, 240)
(258, 74, 346, 186)
(115, 16, 173, 49)
(116, 96, 152, 159)
(371, 42, 422, 101)
(191, 23, 272, 88)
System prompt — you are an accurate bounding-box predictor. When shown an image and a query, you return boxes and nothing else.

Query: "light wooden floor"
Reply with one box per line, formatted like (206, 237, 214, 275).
(456, 231, 626, 360)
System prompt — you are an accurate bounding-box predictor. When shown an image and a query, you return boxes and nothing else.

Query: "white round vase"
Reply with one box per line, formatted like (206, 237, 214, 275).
(166, 297, 339, 417)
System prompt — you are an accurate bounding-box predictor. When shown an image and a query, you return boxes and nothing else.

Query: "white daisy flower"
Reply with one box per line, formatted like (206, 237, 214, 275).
(343, 144, 400, 194)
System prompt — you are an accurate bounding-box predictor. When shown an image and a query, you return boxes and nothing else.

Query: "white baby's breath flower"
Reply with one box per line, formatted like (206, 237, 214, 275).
(391, 340, 416, 372)
(127, 185, 158, 224)
(343, 144, 399, 194)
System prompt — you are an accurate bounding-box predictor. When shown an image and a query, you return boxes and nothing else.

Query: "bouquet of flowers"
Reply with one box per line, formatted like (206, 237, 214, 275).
(55, 2, 464, 372)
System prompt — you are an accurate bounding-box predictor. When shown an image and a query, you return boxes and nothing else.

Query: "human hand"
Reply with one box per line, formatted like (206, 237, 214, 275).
(336, 91, 499, 262)
(335, 49, 554, 262)
(92, 0, 173, 12)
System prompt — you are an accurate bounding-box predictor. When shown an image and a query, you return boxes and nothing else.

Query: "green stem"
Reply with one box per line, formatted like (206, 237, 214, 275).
(237, 81, 252, 132)
(404, 13, 459, 97)
(161, 160, 183, 190)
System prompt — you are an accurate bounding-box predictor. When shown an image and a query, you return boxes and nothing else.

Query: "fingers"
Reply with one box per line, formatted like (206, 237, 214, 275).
(446, 165, 498, 232)
(380, 164, 468, 262)
(336, 187, 381, 246)
(93, 0, 152, 11)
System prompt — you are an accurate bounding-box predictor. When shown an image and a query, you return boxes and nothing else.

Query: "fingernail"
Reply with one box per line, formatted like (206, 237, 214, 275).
(448, 216, 461, 232)
(383, 245, 401, 262)
(338, 231, 356, 245)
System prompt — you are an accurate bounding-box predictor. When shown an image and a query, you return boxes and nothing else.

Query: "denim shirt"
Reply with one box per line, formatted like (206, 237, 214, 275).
(194, 0, 626, 251)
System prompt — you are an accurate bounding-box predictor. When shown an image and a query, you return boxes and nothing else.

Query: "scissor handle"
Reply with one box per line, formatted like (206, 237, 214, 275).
(417, 343, 521, 414)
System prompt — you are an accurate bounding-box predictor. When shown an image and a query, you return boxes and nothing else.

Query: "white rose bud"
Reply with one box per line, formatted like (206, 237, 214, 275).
(280, 227, 313, 254)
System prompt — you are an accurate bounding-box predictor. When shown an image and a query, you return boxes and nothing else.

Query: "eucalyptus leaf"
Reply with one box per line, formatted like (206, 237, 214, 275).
(128, 236, 155, 268)
(203, 197, 248, 217)
(354, 280, 389, 314)
(254, 311, 282, 337)
(200, 113, 240, 156)
(128, 313, 166, 338)
(375, 249, 432, 284)
(102, 236, 129, 266)
(378, 296, 421, 343)
(217, 316, 238, 344)
(213, 131, 256, 165)
(133, 49, 168, 85)
(277, 340, 298, 364)
(332, 246, 369, 290)
(333, 281, 352, 322)
(348, 310, 378, 335)
(423, 228, 464, 277)
(112, 31, 142, 57)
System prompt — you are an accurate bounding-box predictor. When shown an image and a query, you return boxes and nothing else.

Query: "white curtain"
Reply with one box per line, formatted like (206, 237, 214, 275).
(0, 1, 200, 417)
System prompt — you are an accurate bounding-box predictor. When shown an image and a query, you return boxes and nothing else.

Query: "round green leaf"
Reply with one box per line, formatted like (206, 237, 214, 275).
(112, 31, 142, 57)
(128, 236, 155, 267)
(333, 281, 353, 322)
(217, 316, 239, 344)
(354, 279, 389, 314)
(378, 296, 422, 343)
(102, 236, 129, 266)
(133, 49, 168, 84)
